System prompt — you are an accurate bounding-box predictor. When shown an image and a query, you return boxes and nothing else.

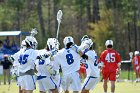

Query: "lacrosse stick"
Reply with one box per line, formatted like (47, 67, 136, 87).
(56, 10, 63, 40)
(30, 28, 38, 37)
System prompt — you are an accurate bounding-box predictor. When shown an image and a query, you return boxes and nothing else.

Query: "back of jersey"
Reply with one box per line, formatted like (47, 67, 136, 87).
(100, 49, 121, 71)
(35, 49, 50, 76)
(85, 50, 100, 77)
(18, 48, 38, 73)
(54, 48, 81, 75)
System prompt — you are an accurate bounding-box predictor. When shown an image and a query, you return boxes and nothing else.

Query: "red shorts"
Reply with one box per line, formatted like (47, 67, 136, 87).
(102, 70, 117, 81)
(79, 66, 86, 74)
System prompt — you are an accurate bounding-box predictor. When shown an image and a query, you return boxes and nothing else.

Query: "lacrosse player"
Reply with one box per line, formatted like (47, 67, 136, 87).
(51, 36, 93, 93)
(35, 38, 59, 93)
(10, 40, 27, 93)
(17, 36, 38, 93)
(99, 40, 121, 93)
(81, 36, 100, 93)
(132, 51, 140, 82)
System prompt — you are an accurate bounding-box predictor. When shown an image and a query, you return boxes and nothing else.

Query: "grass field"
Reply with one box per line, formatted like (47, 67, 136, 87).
(0, 81, 140, 93)
(0, 70, 139, 93)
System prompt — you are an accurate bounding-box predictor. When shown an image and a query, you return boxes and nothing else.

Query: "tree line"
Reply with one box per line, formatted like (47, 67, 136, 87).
(0, 0, 140, 59)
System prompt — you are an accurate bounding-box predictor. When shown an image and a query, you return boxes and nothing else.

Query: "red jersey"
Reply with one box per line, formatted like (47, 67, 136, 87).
(99, 48, 121, 72)
(132, 56, 140, 71)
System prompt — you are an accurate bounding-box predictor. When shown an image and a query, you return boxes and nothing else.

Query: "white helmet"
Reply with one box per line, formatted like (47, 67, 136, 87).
(134, 51, 139, 55)
(81, 35, 89, 43)
(105, 40, 113, 47)
(47, 38, 59, 50)
(63, 36, 74, 47)
(21, 40, 26, 48)
(25, 36, 38, 49)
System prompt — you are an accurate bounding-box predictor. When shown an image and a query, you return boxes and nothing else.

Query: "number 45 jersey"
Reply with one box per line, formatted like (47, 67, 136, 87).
(53, 48, 81, 75)
(18, 48, 38, 73)
(99, 48, 121, 72)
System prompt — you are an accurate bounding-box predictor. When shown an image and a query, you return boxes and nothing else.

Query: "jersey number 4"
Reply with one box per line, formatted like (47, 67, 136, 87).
(105, 53, 115, 63)
(18, 54, 29, 64)
(66, 54, 74, 65)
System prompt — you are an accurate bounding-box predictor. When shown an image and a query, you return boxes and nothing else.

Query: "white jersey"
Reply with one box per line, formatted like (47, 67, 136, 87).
(35, 49, 51, 76)
(12, 48, 26, 66)
(18, 48, 38, 73)
(11, 48, 26, 76)
(54, 48, 81, 75)
(85, 50, 100, 77)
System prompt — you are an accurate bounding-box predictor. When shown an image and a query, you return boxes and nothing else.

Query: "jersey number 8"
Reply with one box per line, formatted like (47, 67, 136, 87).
(66, 54, 74, 65)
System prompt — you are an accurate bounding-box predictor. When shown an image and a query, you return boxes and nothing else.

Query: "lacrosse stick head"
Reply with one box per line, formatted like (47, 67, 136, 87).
(57, 10, 63, 23)
(30, 28, 38, 37)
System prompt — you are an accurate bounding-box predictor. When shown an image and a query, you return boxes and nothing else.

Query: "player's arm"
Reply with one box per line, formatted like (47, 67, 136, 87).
(36, 51, 51, 60)
(77, 39, 93, 59)
(98, 52, 105, 69)
(116, 52, 121, 74)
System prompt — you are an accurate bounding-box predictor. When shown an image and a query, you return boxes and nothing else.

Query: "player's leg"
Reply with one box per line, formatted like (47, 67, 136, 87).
(81, 89, 89, 93)
(50, 89, 59, 93)
(103, 80, 108, 93)
(19, 86, 23, 93)
(61, 75, 70, 93)
(39, 91, 46, 93)
(109, 72, 117, 93)
(73, 91, 79, 93)
(65, 90, 69, 93)
(3, 69, 6, 84)
(49, 77, 59, 93)
(110, 81, 115, 93)
(7, 69, 11, 84)
(25, 90, 33, 93)
(81, 77, 90, 93)
(53, 74, 61, 93)
(138, 69, 140, 82)
(82, 77, 100, 93)
(71, 72, 81, 93)
(102, 71, 109, 93)
(22, 89, 26, 93)
(135, 71, 139, 82)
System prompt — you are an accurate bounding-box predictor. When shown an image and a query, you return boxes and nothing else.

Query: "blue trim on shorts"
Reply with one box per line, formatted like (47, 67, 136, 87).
(37, 76, 47, 80)
(32, 75, 36, 89)
(83, 76, 97, 89)
(50, 77, 57, 89)
(89, 76, 97, 78)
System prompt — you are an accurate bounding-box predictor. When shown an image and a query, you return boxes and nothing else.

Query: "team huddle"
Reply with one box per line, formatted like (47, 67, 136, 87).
(8, 29, 121, 93)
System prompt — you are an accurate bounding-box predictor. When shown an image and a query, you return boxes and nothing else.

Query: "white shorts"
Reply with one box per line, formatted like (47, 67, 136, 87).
(16, 76, 21, 86)
(61, 71, 81, 91)
(18, 75, 36, 90)
(37, 76, 57, 92)
(82, 76, 100, 90)
(53, 74, 61, 87)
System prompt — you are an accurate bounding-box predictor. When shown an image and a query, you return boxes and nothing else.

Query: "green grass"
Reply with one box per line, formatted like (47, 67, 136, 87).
(0, 82, 140, 93)
(0, 70, 139, 93)
(119, 70, 136, 80)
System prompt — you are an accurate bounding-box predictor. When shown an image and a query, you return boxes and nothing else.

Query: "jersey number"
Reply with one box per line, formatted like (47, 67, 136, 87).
(18, 54, 29, 64)
(66, 54, 74, 65)
(94, 56, 98, 66)
(39, 60, 45, 65)
(105, 53, 115, 63)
